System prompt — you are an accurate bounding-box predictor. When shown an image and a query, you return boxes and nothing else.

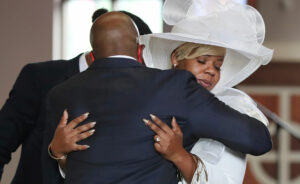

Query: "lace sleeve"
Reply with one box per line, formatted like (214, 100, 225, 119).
(181, 154, 208, 184)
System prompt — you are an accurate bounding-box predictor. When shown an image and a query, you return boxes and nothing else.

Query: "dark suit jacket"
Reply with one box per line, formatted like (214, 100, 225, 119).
(0, 54, 81, 183)
(43, 57, 272, 184)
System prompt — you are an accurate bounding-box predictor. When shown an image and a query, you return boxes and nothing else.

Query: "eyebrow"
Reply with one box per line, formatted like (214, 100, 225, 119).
(201, 55, 224, 62)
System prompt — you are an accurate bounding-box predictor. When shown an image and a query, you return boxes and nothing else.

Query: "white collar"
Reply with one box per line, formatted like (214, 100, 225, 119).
(79, 54, 137, 73)
(79, 52, 89, 72)
(108, 55, 137, 60)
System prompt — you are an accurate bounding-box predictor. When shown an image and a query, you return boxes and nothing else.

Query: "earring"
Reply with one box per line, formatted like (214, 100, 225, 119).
(173, 64, 177, 68)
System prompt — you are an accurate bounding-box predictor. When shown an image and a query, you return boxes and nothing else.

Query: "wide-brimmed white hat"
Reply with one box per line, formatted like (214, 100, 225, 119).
(139, 0, 273, 91)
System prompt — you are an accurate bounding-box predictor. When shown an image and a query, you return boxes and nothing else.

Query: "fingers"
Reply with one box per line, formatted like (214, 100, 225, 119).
(75, 129, 95, 142)
(154, 142, 162, 152)
(73, 129, 95, 151)
(153, 135, 161, 143)
(171, 117, 183, 136)
(74, 144, 90, 151)
(73, 122, 96, 135)
(149, 114, 174, 135)
(52, 112, 96, 155)
(68, 112, 89, 129)
(58, 109, 69, 127)
(143, 119, 166, 137)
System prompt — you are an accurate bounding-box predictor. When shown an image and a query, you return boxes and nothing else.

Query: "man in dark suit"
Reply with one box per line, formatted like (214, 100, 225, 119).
(42, 12, 272, 184)
(0, 55, 82, 183)
(0, 9, 151, 183)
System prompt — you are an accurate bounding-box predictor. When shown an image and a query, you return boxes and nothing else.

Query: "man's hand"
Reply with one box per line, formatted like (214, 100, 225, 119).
(50, 110, 96, 158)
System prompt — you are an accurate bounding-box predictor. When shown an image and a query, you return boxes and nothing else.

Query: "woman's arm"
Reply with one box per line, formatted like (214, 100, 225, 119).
(186, 88, 266, 184)
(145, 115, 241, 184)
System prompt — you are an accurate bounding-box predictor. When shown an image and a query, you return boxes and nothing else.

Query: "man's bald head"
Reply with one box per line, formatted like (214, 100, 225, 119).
(90, 12, 139, 59)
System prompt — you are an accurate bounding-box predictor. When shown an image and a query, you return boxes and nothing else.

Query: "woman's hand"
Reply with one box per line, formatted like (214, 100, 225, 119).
(50, 110, 96, 158)
(143, 114, 186, 163)
(143, 114, 197, 183)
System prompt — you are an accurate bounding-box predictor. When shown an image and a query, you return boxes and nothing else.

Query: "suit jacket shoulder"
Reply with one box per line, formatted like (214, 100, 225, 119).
(0, 54, 81, 183)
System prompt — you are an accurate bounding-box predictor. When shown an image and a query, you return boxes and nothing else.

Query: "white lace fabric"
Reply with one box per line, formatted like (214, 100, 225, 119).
(183, 88, 269, 184)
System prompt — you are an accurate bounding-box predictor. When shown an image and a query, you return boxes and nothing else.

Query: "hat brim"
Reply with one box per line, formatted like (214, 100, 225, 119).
(139, 33, 273, 89)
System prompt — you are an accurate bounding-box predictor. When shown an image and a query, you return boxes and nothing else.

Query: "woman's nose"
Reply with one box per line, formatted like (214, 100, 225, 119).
(205, 64, 216, 76)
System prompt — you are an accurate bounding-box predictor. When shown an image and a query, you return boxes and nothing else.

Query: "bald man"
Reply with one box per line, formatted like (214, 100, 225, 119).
(0, 9, 151, 184)
(42, 12, 271, 184)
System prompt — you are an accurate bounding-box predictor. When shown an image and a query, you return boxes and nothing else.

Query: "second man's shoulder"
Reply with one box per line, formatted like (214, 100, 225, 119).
(25, 57, 79, 71)
(20, 55, 81, 77)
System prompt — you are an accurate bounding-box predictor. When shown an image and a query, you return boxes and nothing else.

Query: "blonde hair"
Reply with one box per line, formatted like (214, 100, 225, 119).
(173, 43, 226, 61)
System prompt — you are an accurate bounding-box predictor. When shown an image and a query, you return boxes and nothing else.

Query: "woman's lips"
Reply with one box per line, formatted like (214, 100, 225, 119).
(197, 79, 212, 89)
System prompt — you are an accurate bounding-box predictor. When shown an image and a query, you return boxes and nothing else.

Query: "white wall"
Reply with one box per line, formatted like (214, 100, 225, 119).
(260, 0, 300, 61)
(0, 0, 53, 183)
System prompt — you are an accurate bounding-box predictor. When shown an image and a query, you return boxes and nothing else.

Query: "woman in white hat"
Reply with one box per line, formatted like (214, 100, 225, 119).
(139, 0, 273, 183)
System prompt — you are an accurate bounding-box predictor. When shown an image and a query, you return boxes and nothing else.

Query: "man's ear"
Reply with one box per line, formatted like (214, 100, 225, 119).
(171, 52, 179, 67)
(138, 44, 145, 64)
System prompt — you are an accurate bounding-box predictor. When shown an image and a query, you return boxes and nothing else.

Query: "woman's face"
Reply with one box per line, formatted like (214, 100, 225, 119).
(173, 55, 224, 91)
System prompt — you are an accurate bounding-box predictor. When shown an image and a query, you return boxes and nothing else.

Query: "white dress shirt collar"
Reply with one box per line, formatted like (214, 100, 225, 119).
(79, 53, 137, 73)
(108, 55, 137, 61)
(79, 52, 89, 72)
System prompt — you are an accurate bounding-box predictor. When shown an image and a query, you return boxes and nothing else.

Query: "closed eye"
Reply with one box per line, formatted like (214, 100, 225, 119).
(215, 66, 221, 71)
(197, 59, 206, 64)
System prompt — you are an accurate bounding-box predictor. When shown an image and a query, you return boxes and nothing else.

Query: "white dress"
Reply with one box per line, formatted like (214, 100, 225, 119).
(183, 87, 269, 184)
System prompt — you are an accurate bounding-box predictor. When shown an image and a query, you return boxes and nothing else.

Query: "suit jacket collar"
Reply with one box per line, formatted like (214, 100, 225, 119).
(90, 57, 144, 69)
(64, 54, 81, 79)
